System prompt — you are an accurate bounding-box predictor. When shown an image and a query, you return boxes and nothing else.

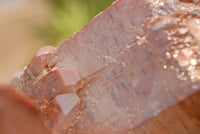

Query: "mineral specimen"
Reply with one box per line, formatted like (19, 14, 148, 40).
(12, 0, 200, 134)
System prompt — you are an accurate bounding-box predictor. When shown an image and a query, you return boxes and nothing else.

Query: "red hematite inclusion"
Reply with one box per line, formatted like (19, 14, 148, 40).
(31, 67, 81, 101)
(12, 46, 83, 133)
(12, 0, 200, 134)
(28, 65, 83, 133)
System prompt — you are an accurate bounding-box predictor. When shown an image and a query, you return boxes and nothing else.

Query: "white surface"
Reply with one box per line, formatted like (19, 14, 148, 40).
(56, 93, 80, 115)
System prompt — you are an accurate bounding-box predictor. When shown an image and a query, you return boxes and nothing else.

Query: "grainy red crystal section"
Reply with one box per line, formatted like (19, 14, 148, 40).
(12, 0, 200, 134)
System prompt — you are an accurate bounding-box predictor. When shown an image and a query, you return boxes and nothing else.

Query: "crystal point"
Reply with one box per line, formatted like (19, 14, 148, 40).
(11, 0, 200, 133)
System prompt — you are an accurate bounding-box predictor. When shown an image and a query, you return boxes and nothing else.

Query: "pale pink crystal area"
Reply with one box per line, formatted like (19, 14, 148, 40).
(56, 68, 81, 87)
(48, 93, 81, 133)
(56, 93, 80, 116)
(36, 46, 56, 57)
(44, 93, 81, 134)
(12, 0, 200, 134)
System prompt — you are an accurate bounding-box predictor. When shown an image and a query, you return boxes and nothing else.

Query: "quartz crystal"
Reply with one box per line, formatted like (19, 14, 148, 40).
(46, 93, 81, 133)
(12, 0, 200, 133)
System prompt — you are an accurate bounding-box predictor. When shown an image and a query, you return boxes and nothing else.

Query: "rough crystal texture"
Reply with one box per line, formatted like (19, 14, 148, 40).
(12, 0, 200, 134)
(33, 68, 81, 101)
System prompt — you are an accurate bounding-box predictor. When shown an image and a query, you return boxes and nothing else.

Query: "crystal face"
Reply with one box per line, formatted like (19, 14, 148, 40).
(46, 93, 81, 133)
(35, 46, 56, 57)
(55, 93, 80, 115)
(55, 68, 81, 89)
(12, 0, 200, 133)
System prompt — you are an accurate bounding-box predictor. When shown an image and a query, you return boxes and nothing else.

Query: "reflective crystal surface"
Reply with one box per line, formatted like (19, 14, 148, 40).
(12, 0, 200, 133)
